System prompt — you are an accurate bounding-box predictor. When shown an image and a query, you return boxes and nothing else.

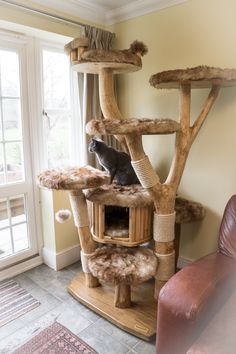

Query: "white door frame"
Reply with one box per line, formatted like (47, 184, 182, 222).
(0, 32, 43, 275)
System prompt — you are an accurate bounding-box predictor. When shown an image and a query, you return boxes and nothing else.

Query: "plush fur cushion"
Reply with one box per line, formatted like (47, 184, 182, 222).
(85, 184, 153, 207)
(81, 49, 142, 67)
(150, 66, 236, 89)
(88, 246, 158, 285)
(38, 165, 110, 190)
(175, 197, 205, 224)
(86, 118, 180, 136)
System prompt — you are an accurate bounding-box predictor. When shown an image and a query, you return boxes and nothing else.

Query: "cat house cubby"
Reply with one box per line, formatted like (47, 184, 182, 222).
(85, 184, 153, 247)
(59, 37, 236, 340)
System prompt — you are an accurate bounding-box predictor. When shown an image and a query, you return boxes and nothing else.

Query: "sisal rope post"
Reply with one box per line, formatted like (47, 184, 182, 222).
(69, 190, 99, 288)
(131, 155, 160, 188)
(153, 212, 176, 298)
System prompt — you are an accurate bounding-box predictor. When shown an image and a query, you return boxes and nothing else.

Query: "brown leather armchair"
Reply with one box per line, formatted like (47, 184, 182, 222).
(156, 195, 236, 354)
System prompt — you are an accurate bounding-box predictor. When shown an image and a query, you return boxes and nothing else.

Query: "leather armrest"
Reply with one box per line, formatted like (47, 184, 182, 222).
(156, 252, 236, 354)
(159, 252, 235, 320)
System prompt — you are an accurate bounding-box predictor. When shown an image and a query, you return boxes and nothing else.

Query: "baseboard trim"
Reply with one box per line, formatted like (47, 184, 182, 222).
(43, 244, 81, 271)
(0, 255, 43, 281)
(177, 256, 193, 269)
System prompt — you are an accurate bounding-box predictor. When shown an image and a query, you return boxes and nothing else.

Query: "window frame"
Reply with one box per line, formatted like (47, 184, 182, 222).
(37, 39, 79, 170)
(0, 32, 42, 270)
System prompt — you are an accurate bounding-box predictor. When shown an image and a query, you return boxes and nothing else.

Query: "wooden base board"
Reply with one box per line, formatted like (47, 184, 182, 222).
(67, 273, 157, 341)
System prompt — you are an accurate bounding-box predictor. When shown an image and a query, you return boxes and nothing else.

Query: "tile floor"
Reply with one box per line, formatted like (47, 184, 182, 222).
(0, 263, 156, 354)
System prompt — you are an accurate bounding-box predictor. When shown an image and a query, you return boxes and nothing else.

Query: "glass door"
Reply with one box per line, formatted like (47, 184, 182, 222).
(0, 38, 38, 270)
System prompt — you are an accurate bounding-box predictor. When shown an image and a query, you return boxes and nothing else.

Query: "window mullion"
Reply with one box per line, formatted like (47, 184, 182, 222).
(0, 63, 7, 184)
(6, 197, 14, 254)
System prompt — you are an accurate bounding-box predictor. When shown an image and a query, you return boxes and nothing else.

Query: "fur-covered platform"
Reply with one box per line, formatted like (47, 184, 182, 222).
(65, 38, 148, 74)
(86, 118, 180, 136)
(88, 246, 157, 285)
(37, 165, 110, 190)
(85, 184, 152, 207)
(85, 184, 205, 223)
(150, 65, 236, 89)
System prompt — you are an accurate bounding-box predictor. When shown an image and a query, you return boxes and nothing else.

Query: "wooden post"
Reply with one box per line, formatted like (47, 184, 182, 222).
(69, 190, 99, 288)
(114, 283, 131, 308)
(99, 68, 128, 152)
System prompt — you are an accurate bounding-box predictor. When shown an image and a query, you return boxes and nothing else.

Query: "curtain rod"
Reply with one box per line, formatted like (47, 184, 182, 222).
(0, 0, 85, 28)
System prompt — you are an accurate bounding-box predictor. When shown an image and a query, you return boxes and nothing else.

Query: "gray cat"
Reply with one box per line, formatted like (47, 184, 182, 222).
(88, 137, 139, 185)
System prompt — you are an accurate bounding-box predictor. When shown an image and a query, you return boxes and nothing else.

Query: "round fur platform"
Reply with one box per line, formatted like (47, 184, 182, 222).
(88, 246, 158, 285)
(175, 197, 205, 224)
(85, 185, 205, 224)
(86, 118, 180, 136)
(84, 184, 152, 207)
(37, 165, 110, 190)
(73, 49, 142, 73)
(65, 38, 148, 74)
(150, 66, 236, 89)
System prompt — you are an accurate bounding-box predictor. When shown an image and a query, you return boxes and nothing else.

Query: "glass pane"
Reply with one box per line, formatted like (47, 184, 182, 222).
(43, 50, 70, 110)
(10, 195, 26, 224)
(0, 108, 2, 141)
(5, 142, 24, 182)
(0, 198, 9, 228)
(46, 112, 71, 168)
(2, 98, 22, 141)
(0, 143, 5, 185)
(12, 223, 29, 252)
(0, 50, 20, 97)
(0, 228, 12, 259)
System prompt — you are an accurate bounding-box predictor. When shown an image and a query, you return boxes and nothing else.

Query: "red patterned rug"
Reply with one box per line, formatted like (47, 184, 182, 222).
(13, 322, 98, 354)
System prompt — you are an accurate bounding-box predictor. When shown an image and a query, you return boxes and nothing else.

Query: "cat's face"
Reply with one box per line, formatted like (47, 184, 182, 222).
(88, 137, 103, 152)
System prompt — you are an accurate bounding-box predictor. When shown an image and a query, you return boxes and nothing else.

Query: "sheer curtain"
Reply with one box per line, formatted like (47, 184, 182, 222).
(77, 25, 120, 167)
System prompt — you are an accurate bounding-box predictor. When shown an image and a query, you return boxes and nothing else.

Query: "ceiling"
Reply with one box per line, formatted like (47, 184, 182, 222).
(26, 0, 188, 25)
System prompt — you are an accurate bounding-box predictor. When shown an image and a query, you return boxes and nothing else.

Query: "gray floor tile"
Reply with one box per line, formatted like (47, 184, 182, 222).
(133, 337, 156, 354)
(24, 283, 50, 300)
(96, 318, 139, 348)
(0, 264, 150, 354)
(13, 273, 38, 291)
(0, 317, 25, 341)
(65, 262, 82, 274)
(79, 323, 130, 354)
(65, 297, 101, 323)
(57, 307, 91, 334)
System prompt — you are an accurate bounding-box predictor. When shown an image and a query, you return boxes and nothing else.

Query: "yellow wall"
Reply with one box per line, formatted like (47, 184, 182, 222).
(53, 191, 79, 252)
(110, 0, 236, 261)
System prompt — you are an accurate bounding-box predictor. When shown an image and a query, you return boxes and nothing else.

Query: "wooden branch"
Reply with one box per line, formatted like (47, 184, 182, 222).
(125, 133, 146, 160)
(179, 84, 191, 132)
(166, 84, 191, 187)
(190, 84, 221, 143)
(114, 283, 131, 308)
(98, 68, 128, 152)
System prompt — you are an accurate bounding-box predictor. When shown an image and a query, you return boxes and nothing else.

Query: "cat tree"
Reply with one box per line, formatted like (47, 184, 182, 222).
(38, 37, 236, 340)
